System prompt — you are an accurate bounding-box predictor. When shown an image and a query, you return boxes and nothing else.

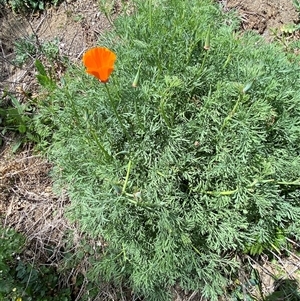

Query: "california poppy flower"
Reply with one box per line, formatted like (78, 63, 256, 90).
(82, 47, 116, 83)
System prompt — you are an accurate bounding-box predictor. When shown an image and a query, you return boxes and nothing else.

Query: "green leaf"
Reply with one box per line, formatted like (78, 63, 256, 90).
(18, 123, 26, 134)
(12, 139, 23, 153)
(36, 74, 50, 87)
(35, 59, 47, 76)
(38, 1, 44, 10)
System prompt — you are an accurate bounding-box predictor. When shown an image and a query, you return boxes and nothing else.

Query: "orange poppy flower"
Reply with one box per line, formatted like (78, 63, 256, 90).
(82, 47, 116, 83)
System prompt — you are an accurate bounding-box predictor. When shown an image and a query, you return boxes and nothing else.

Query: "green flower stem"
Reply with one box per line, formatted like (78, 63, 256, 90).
(104, 83, 130, 141)
(222, 53, 232, 69)
(277, 180, 300, 185)
(148, 0, 153, 33)
(159, 98, 171, 128)
(221, 94, 243, 131)
(87, 124, 112, 162)
(122, 159, 132, 194)
(198, 44, 210, 74)
(202, 188, 238, 196)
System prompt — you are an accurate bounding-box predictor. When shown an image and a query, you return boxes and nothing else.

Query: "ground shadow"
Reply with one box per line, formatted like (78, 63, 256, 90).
(265, 278, 300, 301)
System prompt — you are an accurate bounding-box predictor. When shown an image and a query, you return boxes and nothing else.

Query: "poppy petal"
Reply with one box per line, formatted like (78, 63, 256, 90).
(83, 47, 116, 83)
(86, 69, 101, 80)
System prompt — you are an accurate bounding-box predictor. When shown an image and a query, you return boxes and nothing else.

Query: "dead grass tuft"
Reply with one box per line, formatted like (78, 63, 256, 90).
(0, 144, 72, 263)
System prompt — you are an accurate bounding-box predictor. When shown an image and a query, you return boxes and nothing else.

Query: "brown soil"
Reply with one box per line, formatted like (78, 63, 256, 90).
(0, 0, 117, 92)
(1, 0, 300, 300)
(224, 0, 299, 39)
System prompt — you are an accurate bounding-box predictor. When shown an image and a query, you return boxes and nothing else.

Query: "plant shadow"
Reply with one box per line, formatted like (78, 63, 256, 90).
(265, 278, 300, 301)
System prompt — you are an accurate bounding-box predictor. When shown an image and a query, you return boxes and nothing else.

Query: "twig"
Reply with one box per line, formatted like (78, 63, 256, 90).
(286, 237, 300, 249)
(246, 255, 277, 279)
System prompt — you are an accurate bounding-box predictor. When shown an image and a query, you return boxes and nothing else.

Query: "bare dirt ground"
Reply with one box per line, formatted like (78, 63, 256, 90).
(1, 0, 300, 300)
(0, 0, 114, 91)
(225, 0, 299, 37)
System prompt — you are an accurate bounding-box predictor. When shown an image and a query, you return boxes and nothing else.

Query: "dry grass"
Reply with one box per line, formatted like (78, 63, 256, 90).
(0, 144, 71, 261)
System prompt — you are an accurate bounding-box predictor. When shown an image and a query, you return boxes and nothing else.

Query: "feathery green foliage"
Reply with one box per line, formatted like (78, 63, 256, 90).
(36, 0, 300, 299)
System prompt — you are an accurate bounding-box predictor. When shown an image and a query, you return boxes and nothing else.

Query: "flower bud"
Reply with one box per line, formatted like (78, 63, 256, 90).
(204, 27, 211, 50)
(132, 63, 142, 88)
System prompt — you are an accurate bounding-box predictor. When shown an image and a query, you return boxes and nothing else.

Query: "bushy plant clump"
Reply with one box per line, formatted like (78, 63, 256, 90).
(37, 0, 300, 299)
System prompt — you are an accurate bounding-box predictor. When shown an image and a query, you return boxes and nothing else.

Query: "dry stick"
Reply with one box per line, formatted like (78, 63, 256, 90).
(26, 204, 53, 237)
(118, 283, 126, 301)
(187, 291, 199, 301)
(248, 257, 273, 298)
(33, 9, 56, 44)
(66, 267, 76, 286)
(15, 154, 44, 162)
(0, 42, 5, 57)
(278, 247, 300, 277)
(238, 254, 259, 301)
(76, 48, 87, 60)
(286, 237, 300, 249)
(0, 51, 19, 68)
(2, 70, 28, 83)
(74, 275, 89, 301)
(35, 12, 48, 34)
(3, 196, 15, 229)
(282, 246, 300, 266)
(267, 249, 295, 279)
(246, 255, 277, 279)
